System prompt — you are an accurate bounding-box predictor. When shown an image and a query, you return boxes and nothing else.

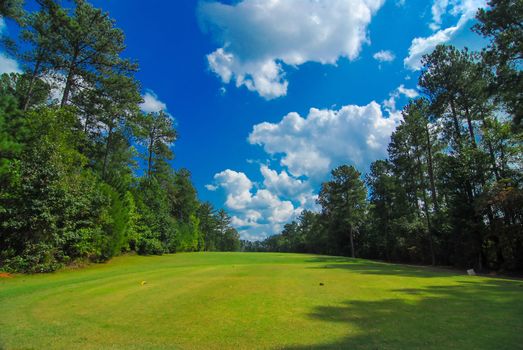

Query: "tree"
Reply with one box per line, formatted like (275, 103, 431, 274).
(135, 110, 177, 178)
(48, 0, 138, 107)
(474, 0, 523, 129)
(0, 0, 24, 21)
(0, 73, 50, 110)
(14, 2, 61, 110)
(89, 74, 141, 178)
(0, 0, 240, 273)
(366, 160, 397, 261)
(0, 92, 24, 193)
(388, 99, 442, 265)
(318, 165, 367, 257)
(198, 202, 218, 251)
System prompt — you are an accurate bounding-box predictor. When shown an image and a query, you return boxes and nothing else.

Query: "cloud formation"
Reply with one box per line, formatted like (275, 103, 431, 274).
(140, 90, 167, 113)
(209, 101, 402, 239)
(211, 168, 305, 240)
(373, 50, 396, 62)
(199, 0, 385, 99)
(0, 53, 20, 74)
(208, 97, 407, 240)
(248, 102, 402, 179)
(383, 84, 419, 112)
(0, 17, 21, 74)
(404, 0, 487, 70)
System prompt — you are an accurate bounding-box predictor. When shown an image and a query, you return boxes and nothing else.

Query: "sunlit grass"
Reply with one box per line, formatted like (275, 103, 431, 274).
(1, 252, 522, 349)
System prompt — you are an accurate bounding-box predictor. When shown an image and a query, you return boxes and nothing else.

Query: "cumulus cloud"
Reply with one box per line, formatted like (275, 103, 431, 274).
(398, 84, 419, 99)
(210, 101, 404, 240)
(248, 102, 402, 179)
(373, 50, 396, 63)
(0, 53, 21, 74)
(430, 0, 447, 30)
(404, 25, 461, 70)
(199, 0, 385, 99)
(210, 168, 303, 239)
(0, 17, 21, 74)
(205, 184, 218, 191)
(260, 165, 307, 198)
(383, 84, 419, 112)
(260, 165, 318, 209)
(140, 90, 167, 113)
(404, 0, 487, 70)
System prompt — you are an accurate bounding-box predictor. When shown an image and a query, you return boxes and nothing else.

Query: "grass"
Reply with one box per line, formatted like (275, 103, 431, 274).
(1, 252, 522, 349)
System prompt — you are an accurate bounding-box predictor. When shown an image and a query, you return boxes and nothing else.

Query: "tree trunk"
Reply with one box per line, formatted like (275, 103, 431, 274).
(84, 114, 91, 134)
(464, 105, 477, 148)
(102, 125, 113, 178)
(450, 100, 475, 203)
(349, 226, 355, 258)
(61, 47, 80, 107)
(23, 58, 42, 111)
(424, 122, 439, 213)
(481, 117, 502, 180)
(147, 133, 154, 177)
(449, 99, 463, 149)
(416, 148, 436, 266)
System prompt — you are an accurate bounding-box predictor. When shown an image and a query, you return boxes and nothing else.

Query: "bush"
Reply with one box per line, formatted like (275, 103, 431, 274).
(2, 243, 63, 273)
(137, 238, 165, 255)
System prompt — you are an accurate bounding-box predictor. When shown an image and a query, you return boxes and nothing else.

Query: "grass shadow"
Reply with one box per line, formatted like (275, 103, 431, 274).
(306, 256, 468, 278)
(283, 279, 523, 349)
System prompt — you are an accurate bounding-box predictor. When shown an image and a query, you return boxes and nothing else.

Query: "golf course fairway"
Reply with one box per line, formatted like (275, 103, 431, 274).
(1, 252, 522, 349)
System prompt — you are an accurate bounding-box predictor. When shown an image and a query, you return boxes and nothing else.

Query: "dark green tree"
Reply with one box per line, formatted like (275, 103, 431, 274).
(318, 165, 367, 257)
(474, 0, 523, 129)
(135, 110, 177, 177)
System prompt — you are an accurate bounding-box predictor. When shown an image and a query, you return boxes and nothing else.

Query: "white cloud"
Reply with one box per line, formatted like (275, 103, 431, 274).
(260, 164, 318, 209)
(260, 165, 306, 198)
(384, 84, 419, 112)
(0, 17, 21, 75)
(211, 168, 303, 239)
(248, 102, 402, 179)
(430, 0, 449, 30)
(205, 184, 218, 191)
(404, 0, 487, 70)
(213, 169, 254, 210)
(212, 101, 404, 240)
(373, 50, 396, 62)
(200, 0, 385, 99)
(398, 84, 419, 99)
(404, 24, 460, 70)
(0, 53, 21, 74)
(140, 90, 167, 113)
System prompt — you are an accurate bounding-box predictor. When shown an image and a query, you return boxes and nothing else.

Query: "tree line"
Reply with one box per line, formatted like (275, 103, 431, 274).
(0, 0, 240, 273)
(244, 0, 523, 272)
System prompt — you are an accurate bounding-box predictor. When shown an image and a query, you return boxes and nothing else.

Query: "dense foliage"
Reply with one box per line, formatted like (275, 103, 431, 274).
(0, 0, 240, 273)
(244, 1, 523, 272)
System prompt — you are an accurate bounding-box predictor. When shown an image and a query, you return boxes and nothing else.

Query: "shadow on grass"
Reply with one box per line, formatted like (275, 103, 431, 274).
(306, 256, 466, 278)
(283, 280, 523, 350)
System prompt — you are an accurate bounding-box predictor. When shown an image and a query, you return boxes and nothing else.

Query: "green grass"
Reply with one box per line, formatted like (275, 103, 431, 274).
(1, 253, 522, 349)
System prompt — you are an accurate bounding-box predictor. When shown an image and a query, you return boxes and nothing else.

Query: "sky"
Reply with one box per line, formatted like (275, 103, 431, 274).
(0, 0, 488, 241)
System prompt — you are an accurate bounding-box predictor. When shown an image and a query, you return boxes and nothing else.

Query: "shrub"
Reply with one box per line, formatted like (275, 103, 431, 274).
(137, 238, 164, 255)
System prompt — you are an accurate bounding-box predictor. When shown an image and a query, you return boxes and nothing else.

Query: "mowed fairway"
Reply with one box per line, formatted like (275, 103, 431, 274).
(1, 253, 522, 349)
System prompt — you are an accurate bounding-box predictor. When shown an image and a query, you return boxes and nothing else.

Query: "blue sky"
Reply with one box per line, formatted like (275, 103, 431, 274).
(0, 0, 488, 240)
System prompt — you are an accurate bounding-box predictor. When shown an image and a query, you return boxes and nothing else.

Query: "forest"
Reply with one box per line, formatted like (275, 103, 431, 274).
(1, 0, 521, 274)
(243, 0, 523, 272)
(0, 0, 241, 273)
